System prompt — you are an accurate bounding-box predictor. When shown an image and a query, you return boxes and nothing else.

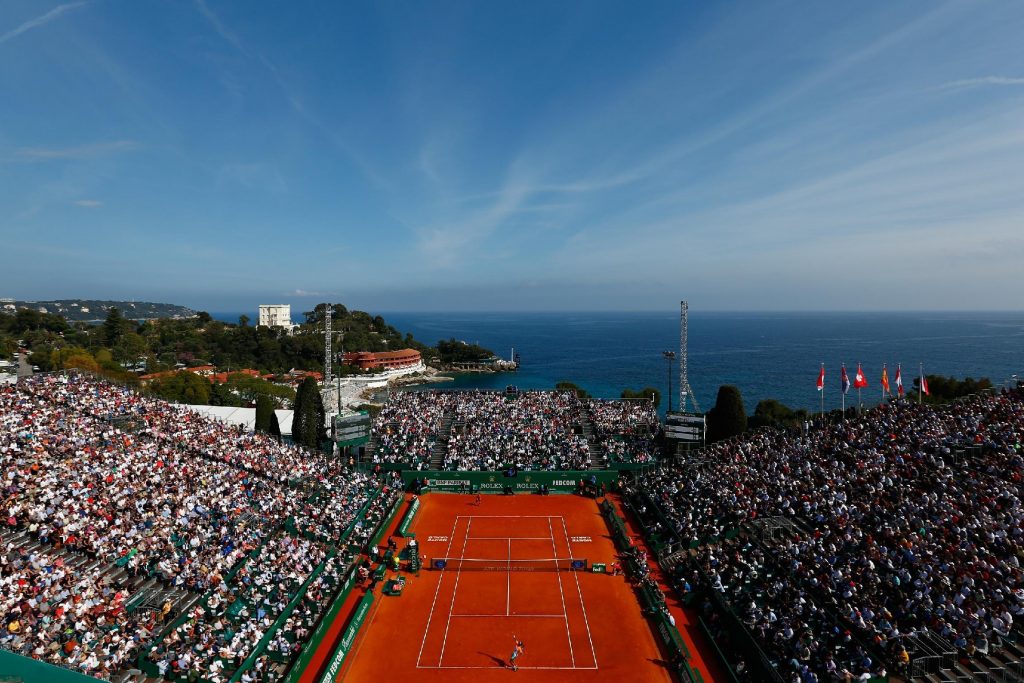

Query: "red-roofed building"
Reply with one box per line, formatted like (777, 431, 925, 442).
(342, 349, 422, 371)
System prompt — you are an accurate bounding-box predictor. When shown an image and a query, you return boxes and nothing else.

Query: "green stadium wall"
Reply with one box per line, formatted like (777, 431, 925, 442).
(0, 650, 103, 683)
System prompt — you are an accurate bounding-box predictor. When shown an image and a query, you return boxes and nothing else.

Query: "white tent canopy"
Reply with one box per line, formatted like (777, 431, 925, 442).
(188, 405, 294, 438)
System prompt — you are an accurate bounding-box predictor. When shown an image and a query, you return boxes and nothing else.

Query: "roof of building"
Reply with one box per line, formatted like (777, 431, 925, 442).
(345, 348, 421, 360)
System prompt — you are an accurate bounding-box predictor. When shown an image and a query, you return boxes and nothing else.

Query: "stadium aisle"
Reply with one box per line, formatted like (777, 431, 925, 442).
(609, 494, 725, 683)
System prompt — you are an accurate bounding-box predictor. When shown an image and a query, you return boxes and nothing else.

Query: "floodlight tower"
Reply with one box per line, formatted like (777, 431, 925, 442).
(324, 303, 332, 385)
(679, 300, 700, 413)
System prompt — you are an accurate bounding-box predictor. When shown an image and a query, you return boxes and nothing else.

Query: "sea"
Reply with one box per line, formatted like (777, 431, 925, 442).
(211, 311, 1024, 415)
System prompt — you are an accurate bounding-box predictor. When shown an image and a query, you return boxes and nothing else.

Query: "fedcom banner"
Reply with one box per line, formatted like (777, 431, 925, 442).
(400, 470, 618, 493)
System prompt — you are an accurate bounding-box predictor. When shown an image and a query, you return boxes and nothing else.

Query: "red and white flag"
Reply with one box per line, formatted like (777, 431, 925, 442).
(921, 371, 930, 396)
(895, 365, 904, 396)
(853, 364, 869, 389)
(816, 365, 825, 392)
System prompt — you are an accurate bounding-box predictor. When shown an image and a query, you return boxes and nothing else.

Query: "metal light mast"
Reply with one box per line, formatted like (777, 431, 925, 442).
(679, 300, 700, 413)
(324, 303, 332, 384)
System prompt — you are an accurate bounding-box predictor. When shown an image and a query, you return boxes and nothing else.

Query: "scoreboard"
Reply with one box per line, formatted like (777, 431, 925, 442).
(333, 410, 371, 446)
(664, 412, 705, 444)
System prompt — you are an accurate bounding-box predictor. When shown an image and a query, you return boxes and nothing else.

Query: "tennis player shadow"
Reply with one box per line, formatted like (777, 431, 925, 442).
(479, 651, 506, 668)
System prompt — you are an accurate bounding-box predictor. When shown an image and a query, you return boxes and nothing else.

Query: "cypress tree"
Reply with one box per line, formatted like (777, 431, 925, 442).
(255, 394, 274, 434)
(293, 377, 324, 450)
(707, 385, 747, 442)
(292, 379, 309, 446)
(269, 410, 282, 441)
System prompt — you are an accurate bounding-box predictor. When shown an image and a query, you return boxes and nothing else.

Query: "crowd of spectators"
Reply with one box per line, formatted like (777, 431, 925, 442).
(146, 533, 327, 682)
(446, 391, 590, 470)
(0, 373, 398, 681)
(626, 388, 1024, 679)
(587, 399, 659, 464)
(370, 391, 455, 470)
(367, 389, 664, 471)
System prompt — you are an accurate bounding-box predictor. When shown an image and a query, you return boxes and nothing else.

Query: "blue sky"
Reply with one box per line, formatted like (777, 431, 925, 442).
(1, 1, 1023, 312)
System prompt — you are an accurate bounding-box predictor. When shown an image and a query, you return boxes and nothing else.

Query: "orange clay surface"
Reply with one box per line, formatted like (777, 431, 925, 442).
(334, 493, 694, 682)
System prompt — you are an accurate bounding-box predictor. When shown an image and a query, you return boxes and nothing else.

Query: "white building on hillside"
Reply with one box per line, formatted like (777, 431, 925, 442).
(259, 304, 294, 331)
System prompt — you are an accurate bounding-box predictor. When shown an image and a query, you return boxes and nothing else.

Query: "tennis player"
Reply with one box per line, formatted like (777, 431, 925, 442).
(509, 635, 525, 671)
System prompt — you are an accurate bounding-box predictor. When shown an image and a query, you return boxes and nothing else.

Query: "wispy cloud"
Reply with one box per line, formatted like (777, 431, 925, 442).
(0, 1, 88, 46)
(193, 0, 248, 57)
(11, 140, 137, 161)
(289, 289, 336, 297)
(73, 199, 102, 208)
(937, 76, 1024, 90)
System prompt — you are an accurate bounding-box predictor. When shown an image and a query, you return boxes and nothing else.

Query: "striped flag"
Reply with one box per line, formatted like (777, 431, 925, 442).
(841, 365, 851, 394)
(881, 365, 891, 395)
(921, 371, 930, 396)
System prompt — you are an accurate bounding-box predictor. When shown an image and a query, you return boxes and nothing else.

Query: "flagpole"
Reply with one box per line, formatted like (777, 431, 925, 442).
(921, 362, 929, 405)
(841, 364, 845, 419)
(857, 361, 862, 413)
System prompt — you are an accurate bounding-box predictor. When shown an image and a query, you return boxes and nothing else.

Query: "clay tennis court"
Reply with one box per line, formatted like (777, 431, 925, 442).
(335, 493, 680, 682)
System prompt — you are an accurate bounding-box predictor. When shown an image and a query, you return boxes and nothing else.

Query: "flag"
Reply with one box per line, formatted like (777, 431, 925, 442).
(881, 365, 891, 395)
(921, 372, 930, 396)
(895, 365, 904, 396)
(841, 366, 851, 395)
(853, 364, 868, 389)
(816, 365, 825, 392)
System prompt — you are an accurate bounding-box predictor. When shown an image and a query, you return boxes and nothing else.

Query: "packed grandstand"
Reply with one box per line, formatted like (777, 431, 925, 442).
(0, 373, 400, 682)
(624, 387, 1024, 682)
(369, 389, 660, 470)
(4, 372, 1024, 682)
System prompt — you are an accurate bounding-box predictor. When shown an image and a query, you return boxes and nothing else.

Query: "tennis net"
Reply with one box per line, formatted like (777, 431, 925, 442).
(429, 557, 588, 572)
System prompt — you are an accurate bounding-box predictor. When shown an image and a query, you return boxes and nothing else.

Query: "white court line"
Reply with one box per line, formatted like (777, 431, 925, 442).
(415, 515, 460, 667)
(468, 536, 550, 540)
(437, 518, 473, 666)
(561, 515, 598, 668)
(506, 537, 511, 616)
(548, 517, 575, 667)
(450, 613, 566, 618)
(418, 665, 599, 670)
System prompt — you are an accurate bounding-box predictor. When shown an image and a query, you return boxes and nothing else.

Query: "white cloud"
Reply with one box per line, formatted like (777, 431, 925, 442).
(289, 289, 336, 297)
(73, 199, 102, 207)
(938, 76, 1024, 90)
(11, 140, 137, 161)
(0, 1, 87, 46)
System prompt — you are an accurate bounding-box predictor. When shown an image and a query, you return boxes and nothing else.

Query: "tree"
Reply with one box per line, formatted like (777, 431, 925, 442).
(269, 410, 282, 441)
(239, 314, 250, 328)
(150, 372, 210, 405)
(255, 394, 275, 434)
(555, 381, 591, 399)
(292, 377, 325, 450)
(621, 386, 661, 408)
(209, 381, 242, 407)
(103, 307, 128, 346)
(749, 399, 808, 431)
(707, 385, 747, 442)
